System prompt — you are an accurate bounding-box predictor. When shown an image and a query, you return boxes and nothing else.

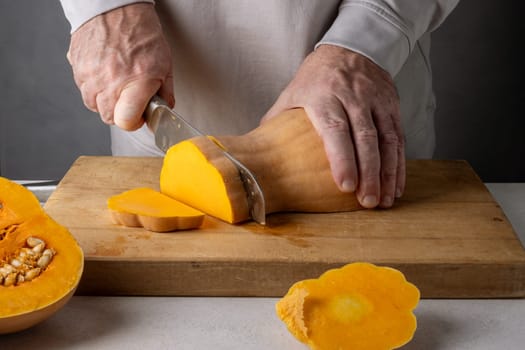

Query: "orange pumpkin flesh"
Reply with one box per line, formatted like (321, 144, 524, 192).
(108, 187, 205, 232)
(0, 177, 84, 334)
(160, 138, 249, 224)
(160, 108, 361, 223)
(276, 263, 420, 350)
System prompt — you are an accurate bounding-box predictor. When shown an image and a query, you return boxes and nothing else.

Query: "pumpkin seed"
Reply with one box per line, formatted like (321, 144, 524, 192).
(32, 242, 46, 254)
(16, 274, 25, 284)
(24, 267, 41, 281)
(37, 254, 52, 268)
(4, 273, 17, 286)
(2, 264, 15, 274)
(10, 258, 22, 268)
(42, 248, 56, 258)
(20, 247, 36, 256)
(0, 267, 9, 277)
(17, 254, 29, 266)
(26, 236, 44, 248)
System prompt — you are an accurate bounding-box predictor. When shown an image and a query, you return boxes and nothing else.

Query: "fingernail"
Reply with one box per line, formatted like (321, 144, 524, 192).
(341, 179, 356, 192)
(362, 195, 378, 208)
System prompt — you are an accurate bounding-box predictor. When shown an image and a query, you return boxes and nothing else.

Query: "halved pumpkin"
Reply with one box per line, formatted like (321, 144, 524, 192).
(0, 177, 84, 334)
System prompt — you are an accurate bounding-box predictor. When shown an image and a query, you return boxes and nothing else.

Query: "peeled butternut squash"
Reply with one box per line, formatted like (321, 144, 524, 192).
(276, 262, 420, 350)
(161, 108, 361, 223)
(108, 187, 205, 232)
(0, 177, 84, 334)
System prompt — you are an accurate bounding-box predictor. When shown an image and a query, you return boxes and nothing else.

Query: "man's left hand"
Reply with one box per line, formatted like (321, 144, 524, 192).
(262, 44, 405, 208)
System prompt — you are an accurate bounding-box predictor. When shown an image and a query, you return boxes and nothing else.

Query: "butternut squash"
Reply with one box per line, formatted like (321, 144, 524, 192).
(0, 177, 84, 334)
(160, 108, 361, 223)
(276, 262, 420, 350)
(108, 187, 205, 232)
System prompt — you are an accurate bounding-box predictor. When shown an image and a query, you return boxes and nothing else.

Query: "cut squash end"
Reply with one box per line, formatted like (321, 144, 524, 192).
(160, 139, 248, 223)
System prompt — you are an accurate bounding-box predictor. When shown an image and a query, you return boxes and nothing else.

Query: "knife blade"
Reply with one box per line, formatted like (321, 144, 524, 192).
(145, 96, 266, 225)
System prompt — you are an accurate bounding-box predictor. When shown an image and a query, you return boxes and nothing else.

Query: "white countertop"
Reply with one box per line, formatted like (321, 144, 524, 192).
(2, 183, 524, 349)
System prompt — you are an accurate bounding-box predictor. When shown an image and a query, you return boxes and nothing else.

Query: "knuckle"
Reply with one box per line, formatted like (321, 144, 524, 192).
(80, 89, 97, 112)
(97, 106, 114, 124)
(361, 168, 380, 181)
(382, 167, 398, 182)
(360, 171, 380, 189)
(380, 130, 399, 146)
(323, 118, 350, 133)
(316, 113, 350, 134)
(330, 151, 357, 167)
(359, 157, 381, 180)
(354, 127, 378, 144)
(397, 134, 406, 149)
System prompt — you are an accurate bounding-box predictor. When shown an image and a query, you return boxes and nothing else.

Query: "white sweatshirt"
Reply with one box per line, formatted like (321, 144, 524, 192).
(60, 0, 459, 157)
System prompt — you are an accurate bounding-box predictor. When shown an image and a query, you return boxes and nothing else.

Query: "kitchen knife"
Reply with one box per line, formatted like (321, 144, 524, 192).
(144, 96, 266, 225)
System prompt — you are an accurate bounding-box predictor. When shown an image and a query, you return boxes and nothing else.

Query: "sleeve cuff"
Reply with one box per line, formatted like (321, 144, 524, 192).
(316, 1, 412, 77)
(60, 0, 155, 33)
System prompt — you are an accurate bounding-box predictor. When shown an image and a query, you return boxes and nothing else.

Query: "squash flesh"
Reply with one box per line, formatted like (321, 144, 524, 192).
(0, 181, 42, 228)
(160, 138, 248, 224)
(108, 187, 205, 232)
(276, 262, 420, 350)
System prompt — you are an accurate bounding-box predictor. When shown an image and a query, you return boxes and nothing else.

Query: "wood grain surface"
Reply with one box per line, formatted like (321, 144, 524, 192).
(44, 156, 525, 298)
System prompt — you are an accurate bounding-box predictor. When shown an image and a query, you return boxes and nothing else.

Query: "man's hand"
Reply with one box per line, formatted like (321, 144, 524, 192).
(67, 3, 173, 130)
(262, 45, 405, 208)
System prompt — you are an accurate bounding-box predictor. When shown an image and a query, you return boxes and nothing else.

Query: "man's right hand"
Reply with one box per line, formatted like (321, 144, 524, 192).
(67, 3, 173, 130)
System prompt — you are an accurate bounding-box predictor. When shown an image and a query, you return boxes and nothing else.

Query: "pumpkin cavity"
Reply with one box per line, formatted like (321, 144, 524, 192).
(1, 236, 55, 287)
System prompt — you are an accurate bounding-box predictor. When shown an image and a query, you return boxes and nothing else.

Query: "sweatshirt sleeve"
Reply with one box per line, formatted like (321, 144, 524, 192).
(59, 0, 155, 33)
(317, 0, 460, 76)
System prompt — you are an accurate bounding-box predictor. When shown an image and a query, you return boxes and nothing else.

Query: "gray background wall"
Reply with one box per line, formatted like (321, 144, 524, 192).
(0, 1, 523, 182)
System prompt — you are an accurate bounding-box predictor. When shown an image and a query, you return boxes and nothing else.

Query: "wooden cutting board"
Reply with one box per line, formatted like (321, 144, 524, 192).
(44, 156, 525, 298)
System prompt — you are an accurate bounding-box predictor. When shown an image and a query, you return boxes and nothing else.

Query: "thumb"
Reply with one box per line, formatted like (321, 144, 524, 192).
(114, 79, 161, 131)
